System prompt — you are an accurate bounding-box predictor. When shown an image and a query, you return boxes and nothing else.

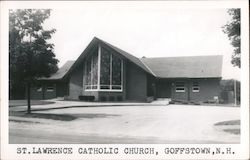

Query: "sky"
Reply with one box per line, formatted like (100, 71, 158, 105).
(42, 2, 241, 80)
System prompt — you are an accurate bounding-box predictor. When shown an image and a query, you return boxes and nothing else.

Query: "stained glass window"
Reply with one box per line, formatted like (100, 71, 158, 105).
(85, 46, 122, 91)
(100, 48, 111, 89)
(85, 58, 91, 89)
(92, 51, 98, 89)
(85, 48, 98, 90)
(112, 55, 122, 89)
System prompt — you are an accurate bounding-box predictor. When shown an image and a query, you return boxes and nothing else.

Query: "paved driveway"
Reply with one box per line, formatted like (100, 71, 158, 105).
(9, 104, 240, 144)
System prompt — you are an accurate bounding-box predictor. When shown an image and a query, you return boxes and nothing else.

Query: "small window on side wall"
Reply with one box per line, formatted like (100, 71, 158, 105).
(192, 82, 200, 92)
(36, 86, 42, 92)
(46, 86, 54, 92)
(175, 82, 185, 92)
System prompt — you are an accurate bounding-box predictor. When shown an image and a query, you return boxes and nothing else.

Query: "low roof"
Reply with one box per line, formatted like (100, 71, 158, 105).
(140, 55, 223, 78)
(40, 60, 75, 80)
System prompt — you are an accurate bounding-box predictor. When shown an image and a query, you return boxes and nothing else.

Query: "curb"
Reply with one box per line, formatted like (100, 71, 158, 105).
(11, 103, 169, 112)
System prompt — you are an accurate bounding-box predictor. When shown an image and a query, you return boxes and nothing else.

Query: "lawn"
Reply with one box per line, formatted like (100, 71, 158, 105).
(9, 100, 54, 107)
(214, 120, 240, 135)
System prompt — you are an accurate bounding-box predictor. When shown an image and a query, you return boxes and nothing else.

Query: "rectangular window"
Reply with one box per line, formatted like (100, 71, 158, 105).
(46, 87, 54, 92)
(175, 82, 185, 92)
(192, 82, 200, 92)
(36, 86, 42, 92)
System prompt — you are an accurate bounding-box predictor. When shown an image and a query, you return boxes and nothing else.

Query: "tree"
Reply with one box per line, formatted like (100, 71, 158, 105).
(220, 79, 240, 104)
(9, 9, 58, 113)
(222, 9, 241, 68)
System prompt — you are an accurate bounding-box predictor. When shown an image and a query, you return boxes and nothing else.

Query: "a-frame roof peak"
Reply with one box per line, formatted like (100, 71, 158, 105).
(64, 37, 154, 77)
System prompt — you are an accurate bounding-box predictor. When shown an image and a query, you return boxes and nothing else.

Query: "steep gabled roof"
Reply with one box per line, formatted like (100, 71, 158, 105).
(96, 38, 154, 75)
(42, 38, 223, 80)
(40, 60, 75, 80)
(140, 55, 223, 78)
(64, 37, 154, 77)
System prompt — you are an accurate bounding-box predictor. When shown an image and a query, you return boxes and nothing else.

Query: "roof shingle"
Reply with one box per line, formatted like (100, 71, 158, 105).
(96, 37, 153, 75)
(42, 38, 223, 80)
(140, 55, 223, 78)
(40, 60, 75, 80)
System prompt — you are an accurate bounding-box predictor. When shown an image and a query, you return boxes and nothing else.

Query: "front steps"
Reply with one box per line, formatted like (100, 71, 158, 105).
(150, 98, 171, 105)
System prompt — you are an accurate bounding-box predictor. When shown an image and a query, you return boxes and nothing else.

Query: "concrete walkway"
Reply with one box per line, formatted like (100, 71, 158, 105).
(9, 100, 163, 112)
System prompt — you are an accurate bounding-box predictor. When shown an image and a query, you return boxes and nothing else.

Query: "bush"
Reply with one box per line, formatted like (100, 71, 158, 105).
(79, 96, 95, 101)
(169, 101, 175, 104)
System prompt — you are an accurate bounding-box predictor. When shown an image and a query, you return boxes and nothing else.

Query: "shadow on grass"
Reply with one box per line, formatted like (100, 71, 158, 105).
(10, 112, 77, 121)
(214, 120, 240, 135)
(71, 113, 120, 119)
(223, 129, 240, 135)
(10, 111, 120, 121)
(214, 120, 240, 126)
(9, 119, 41, 124)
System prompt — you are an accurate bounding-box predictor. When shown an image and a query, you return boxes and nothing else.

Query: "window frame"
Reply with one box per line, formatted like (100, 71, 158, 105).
(46, 86, 55, 92)
(175, 82, 186, 93)
(36, 86, 42, 92)
(84, 45, 123, 92)
(192, 82, 200, 93)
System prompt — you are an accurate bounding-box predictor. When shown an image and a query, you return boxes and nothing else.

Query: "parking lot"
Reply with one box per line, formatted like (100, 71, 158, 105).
(9, 103, 240, 144)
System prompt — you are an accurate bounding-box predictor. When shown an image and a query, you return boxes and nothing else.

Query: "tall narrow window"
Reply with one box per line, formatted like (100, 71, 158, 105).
(100, 48, 111, 89)
(112, 55, 122, 90)
(85, 48, 98, 90)
(86, 59, 91, 89)
(92, 51, 98, 89)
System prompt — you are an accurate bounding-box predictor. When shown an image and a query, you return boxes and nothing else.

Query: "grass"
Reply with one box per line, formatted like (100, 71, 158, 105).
(72, 113, 120, 119)
(9, 100, 54, 107)
(10, 111, 76, 121)
(214, 120, 240, 126)
(10, 111, 120, 121)
(214, 120, 240, 135)
(223, 129, 240, 135)
(9, 119, 41, 124)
